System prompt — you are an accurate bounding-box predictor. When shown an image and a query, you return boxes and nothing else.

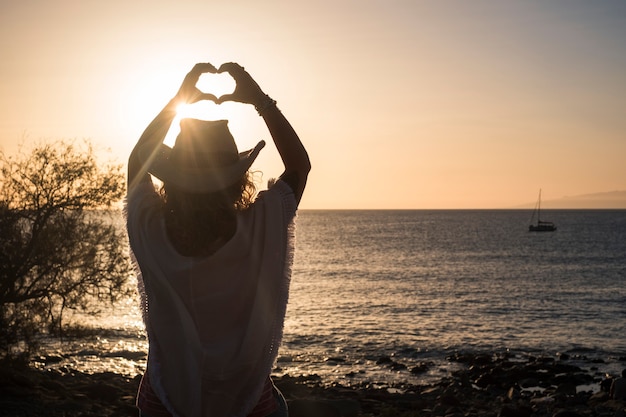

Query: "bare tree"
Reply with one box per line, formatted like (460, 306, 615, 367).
(0, 140, 131, 354)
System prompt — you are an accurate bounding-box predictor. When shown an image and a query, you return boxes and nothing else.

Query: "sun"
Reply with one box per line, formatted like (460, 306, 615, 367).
(175, 102, 202, 119)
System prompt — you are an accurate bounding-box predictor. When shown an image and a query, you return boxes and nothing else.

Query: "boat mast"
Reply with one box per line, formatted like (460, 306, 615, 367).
(537, 188, 541, 224)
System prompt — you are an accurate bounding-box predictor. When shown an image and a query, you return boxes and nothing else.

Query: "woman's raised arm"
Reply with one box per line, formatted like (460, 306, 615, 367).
(217, 63, 311, 203)
(127, 63, 218, 190)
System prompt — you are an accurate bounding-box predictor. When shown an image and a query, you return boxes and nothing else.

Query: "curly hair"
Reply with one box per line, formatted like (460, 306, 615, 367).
(159, 171, 258, 256)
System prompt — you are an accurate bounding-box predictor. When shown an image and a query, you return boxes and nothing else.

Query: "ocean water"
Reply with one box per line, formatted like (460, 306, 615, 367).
(38, 210, 626, 387)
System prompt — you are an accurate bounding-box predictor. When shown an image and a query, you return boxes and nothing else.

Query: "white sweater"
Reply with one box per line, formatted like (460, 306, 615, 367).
(126, 180, 296, 416)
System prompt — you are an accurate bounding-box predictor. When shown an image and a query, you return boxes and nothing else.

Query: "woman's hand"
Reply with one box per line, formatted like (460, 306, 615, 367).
(175, 63, 219, 104)
(215, 62, 266, 106)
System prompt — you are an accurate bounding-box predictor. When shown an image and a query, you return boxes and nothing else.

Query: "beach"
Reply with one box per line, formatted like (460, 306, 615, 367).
(2, 351, 624, 417)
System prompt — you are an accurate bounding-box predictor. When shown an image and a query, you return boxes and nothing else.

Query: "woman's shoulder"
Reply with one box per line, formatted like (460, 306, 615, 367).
(259, 177, 296, 201)
(125, 181, 162, 236)
(248, 178, 297, 222)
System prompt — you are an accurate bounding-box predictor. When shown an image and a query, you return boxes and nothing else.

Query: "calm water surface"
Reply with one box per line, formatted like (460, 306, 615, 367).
(39, 210, 626, 386)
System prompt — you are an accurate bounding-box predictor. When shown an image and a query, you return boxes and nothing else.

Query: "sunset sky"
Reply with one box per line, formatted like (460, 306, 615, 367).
(1, 0, 625, 209)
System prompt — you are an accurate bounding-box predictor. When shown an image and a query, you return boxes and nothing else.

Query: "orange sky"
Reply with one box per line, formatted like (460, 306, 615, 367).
(1, 0, 625, 208)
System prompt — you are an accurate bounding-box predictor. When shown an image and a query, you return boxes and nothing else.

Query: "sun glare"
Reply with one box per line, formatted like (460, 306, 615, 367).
(175, 103, 198, 119)
(160, 70, 263, 151)
(174, 72, 238, 120)
(164, 73, 246, 148)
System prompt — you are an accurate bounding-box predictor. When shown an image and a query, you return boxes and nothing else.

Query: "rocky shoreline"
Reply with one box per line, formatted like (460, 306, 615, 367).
(1, 352, 624, 417)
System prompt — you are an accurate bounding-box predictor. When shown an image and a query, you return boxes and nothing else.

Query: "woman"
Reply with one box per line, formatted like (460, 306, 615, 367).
(126, 62, 310, 417)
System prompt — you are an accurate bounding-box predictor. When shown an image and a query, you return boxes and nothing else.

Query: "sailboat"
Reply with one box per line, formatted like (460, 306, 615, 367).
(529, 189, 557, 232)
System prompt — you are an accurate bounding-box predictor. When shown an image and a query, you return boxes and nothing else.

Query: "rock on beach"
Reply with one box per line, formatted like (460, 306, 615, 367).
(1, 352, 625, 416)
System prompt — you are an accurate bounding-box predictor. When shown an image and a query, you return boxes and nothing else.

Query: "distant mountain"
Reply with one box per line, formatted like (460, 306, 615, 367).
(517, 190, 626, 209)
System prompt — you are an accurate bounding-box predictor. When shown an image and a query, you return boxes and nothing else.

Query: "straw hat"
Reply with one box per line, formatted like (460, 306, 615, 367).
(145, 118, 265, 193)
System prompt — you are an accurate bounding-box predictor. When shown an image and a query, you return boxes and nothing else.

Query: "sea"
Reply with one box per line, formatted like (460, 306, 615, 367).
(36, 210, 626, 388)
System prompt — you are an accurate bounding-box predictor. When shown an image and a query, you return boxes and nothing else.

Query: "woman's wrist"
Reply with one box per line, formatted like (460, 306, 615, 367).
(254, 94, 278, 116)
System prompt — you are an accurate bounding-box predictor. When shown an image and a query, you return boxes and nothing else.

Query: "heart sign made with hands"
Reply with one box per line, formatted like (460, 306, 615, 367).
(196, 72, 236, 101)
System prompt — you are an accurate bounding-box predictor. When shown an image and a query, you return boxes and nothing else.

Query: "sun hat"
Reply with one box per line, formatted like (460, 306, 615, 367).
(143, 118, 265, 193)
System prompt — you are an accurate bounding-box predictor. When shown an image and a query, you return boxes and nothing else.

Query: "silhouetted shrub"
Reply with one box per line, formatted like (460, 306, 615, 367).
(0, 140, 131, 355)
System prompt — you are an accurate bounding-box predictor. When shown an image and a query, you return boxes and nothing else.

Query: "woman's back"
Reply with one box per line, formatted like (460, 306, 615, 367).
(165, 209, 237, 257)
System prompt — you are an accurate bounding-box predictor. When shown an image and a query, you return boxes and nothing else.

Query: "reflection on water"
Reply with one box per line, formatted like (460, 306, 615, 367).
(34, 332, 147, 376)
